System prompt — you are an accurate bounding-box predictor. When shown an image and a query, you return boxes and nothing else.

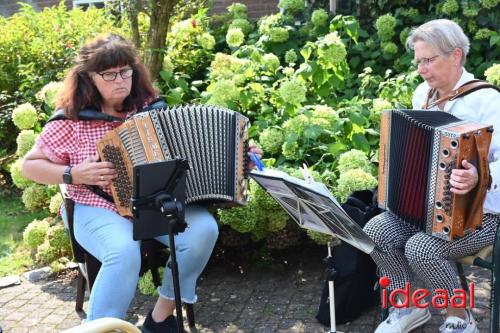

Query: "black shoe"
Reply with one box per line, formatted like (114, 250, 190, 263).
(141, 311, 179, 333)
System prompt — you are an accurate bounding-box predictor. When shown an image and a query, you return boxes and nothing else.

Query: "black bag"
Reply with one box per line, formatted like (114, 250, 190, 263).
(316, 189, 380, 326)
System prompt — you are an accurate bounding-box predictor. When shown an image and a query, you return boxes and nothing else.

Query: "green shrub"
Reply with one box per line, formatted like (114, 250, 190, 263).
(311, 9, 329, 28)
(49, 194, 63, 215)
(375, 14, 396, 41)
(165, 16, 216, 79)
(10, 158, 33, 189)
(16, 130, 37, 157)
(337, 149, 371, 174)
(46, 222, 72, 257)
(278, 0, 306, 14)
(335, 169, 377, 203)
(36, 239, 57, 264)
(11, 103, 37, 130)
(36, 81, 63, 112)
(218, 179, 289, 241)
(23, 218, 50, 250)
(138, 269, 162, 296)
(22, 183, 51, 212)
(226, 28, 245, 47)
(484, 63, 500, 85)
(35, 221, 71, 265)
(259, 127, 284, 155)
(307, 230, 334, 245)
(0, 3, 120, 98)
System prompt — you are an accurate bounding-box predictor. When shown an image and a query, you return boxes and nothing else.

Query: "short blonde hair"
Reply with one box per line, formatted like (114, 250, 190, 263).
(406, 19, 469, 66)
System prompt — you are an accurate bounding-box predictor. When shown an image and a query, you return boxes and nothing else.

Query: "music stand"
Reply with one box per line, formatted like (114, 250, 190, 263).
(250, 168, 378, 333)
(132, 159, 190, 333)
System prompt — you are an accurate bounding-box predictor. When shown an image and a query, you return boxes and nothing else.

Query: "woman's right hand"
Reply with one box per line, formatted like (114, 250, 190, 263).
(72, 154, 116, 186)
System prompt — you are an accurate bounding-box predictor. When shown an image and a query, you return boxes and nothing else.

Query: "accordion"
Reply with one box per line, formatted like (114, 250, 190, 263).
(97, 104, 250, 217)
(378, 110, 493, 241)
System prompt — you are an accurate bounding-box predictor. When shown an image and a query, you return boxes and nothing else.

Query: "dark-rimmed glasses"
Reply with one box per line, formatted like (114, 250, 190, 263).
(96, 68, 133, 81)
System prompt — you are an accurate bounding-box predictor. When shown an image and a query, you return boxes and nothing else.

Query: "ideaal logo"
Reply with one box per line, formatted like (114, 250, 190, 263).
(379, 276, 475, 309)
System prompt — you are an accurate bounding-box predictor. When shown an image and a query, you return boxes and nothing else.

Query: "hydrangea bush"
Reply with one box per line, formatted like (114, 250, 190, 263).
(5, 1, 499, 251)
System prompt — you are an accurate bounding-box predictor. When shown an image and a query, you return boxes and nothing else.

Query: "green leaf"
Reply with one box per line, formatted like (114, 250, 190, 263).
(313, 69, 326, 86)
(349, 56, 360, 69)
(317, 84, 331, 97)
(344, 19, 359, 44)
(159, 70, 172, 82)
(166, 89, 182, 105)
(328, 142, 347, 155)
(490, 35, 500, 47)
(304, 125, 323, 139)
(348, 112, 366, 126)
(300, 43, 314, 61)
(177, 78, 189, 92)
(365, 128, 379, 136)
(352, 133, 370, 152)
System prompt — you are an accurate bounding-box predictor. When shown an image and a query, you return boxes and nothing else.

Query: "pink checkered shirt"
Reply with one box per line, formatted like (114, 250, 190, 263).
(37, 118, 126, 213)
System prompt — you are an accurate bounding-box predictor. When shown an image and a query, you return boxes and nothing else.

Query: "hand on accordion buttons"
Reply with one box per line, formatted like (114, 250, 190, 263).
(73, 154, 116, 186)
(450, 160, 478, 195)
(247, 144, 263, 170)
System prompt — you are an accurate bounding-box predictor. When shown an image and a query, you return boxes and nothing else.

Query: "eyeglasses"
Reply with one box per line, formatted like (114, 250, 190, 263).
(412, 55, 440, 68)
(96, 68, 133, 81)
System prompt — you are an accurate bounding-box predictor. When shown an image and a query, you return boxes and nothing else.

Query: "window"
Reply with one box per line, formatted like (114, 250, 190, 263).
(73, 0, 106, 10)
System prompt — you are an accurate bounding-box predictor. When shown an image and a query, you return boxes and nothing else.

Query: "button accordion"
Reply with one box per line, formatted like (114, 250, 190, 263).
(378, 110, 493, 241)
(97, 104, 250, 216)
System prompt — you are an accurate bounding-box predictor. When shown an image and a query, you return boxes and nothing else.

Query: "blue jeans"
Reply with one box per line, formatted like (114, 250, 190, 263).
(61, 203, 218, 320)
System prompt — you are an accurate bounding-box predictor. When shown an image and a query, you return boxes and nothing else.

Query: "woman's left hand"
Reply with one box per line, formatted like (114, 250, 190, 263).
(450, 160, 478, 195)
(247, 143, 263, 170)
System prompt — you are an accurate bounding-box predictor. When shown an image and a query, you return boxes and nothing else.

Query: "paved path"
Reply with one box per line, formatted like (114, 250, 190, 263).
(0, 244, 493, 332)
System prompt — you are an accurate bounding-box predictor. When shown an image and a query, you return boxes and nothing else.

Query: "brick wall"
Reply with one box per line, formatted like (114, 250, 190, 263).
(0, 0, 278, 19)
(210, 0, 279, 20)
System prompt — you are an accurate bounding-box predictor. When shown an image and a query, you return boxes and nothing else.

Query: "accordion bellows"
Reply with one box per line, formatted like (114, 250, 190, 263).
(97, 104, 250, 216)
(378, 110, 493, 241)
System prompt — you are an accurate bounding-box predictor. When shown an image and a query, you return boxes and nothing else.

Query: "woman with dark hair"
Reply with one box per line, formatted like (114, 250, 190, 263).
(22, 33, 261, 333)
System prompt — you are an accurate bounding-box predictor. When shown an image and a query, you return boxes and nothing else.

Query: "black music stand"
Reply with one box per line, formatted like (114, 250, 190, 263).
(250, 168, 379, 333)
(132, 159, 190, 333)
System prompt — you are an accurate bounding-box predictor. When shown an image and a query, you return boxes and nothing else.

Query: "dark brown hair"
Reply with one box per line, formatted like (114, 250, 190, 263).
(57, 33, 157, 119)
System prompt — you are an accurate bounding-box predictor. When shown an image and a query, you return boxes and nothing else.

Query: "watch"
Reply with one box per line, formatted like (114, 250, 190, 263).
(63, 166, 73, 184)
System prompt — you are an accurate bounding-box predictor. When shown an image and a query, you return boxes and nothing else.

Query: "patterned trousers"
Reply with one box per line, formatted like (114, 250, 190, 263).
(363, 211, 500, 298)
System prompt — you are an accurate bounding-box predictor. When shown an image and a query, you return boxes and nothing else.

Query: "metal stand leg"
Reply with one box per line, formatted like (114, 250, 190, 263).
(159, 198, 187, 333)
(325, 242, 343, 333)
(167, 222, 184, 333)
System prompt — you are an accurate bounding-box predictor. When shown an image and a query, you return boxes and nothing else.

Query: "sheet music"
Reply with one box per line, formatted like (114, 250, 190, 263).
(250, 169, 376, 254)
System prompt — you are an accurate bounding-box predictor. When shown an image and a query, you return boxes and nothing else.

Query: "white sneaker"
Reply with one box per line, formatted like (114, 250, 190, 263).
(374, 307, 431, 333)
(439, 310, 479, 333)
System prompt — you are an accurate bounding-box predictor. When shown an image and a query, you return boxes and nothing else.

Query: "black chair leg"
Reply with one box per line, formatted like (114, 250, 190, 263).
(456, 262, 470, 292)
(85, 254, 101, 291)
(151, 267, 162, 287)
(185, 304, 195, 328)
(491, 226, 500, 333)
(75, 270, 86, 311)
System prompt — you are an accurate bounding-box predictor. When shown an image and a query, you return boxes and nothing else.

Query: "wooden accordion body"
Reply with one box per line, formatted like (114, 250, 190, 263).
(97, 105, 250, 217)
(378, 110, 493, 241)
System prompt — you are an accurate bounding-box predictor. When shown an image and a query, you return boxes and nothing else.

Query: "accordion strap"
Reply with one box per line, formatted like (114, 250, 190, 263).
(467, 131, 492, 225)
(48, 108, 125, 122)
(423, 80, 500, 109)
(86, 185, 115, 203)
(47, 98, 167, 122)
(47, 99, 167, 205)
